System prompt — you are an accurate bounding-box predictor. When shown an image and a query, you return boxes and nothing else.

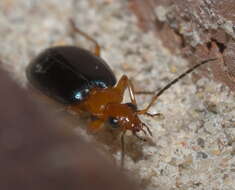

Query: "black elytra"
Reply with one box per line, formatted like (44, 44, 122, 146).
(26, 46, 117, 104)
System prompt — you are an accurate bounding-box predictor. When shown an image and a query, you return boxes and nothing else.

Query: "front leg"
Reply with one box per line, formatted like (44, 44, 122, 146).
(115, 75, 137, 105)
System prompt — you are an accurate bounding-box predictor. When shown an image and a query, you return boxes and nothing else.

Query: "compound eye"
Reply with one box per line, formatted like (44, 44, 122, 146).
(109, 117, 119, 128)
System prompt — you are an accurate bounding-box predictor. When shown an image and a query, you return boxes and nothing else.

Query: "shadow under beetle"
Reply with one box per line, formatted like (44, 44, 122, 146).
(26, 19, 217, 168)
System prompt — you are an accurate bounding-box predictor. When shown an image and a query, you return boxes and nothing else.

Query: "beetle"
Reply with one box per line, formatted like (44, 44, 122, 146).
(26, 19, 217, 168)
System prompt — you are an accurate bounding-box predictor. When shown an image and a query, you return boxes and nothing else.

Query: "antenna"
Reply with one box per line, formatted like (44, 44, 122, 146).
(138, 58, 217, 114)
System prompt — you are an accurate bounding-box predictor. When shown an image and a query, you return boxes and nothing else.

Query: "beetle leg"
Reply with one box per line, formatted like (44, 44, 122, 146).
(142, 122, 153, 136)
(69, 18, 100, 56)
(137, 58, 218, 115)
(133, 132, 147, 141)
(128, 79, 137, 105)
(144, 112, 165, 119)
(140, 128, 147, 136)
(115, 75, 137, 105)
(135, 90, 155, 95)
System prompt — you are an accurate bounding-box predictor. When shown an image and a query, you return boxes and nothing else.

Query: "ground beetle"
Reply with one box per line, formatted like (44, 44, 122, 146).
(26, 19, 217, 168)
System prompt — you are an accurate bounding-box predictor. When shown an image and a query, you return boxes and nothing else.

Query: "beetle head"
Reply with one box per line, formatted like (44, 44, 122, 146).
(104, 102, 152, 138)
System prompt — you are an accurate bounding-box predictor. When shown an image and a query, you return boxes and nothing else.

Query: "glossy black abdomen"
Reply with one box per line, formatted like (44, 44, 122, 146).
(26, 46, 116, 104)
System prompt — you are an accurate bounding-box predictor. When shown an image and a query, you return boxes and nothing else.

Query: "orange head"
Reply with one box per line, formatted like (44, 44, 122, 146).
(103, 102, 152, 139)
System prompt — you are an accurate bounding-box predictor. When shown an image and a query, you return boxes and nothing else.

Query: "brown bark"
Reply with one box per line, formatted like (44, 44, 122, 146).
(130, 0, 235, 91)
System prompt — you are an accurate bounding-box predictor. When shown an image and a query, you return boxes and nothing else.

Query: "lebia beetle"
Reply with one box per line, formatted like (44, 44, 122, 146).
(26, 19, 217, 168)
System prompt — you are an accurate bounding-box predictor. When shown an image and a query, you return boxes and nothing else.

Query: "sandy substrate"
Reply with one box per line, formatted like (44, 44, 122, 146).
(0, 0, 235, 189)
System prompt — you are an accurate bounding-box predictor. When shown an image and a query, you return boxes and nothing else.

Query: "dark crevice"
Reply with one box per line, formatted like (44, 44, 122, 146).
(206, 41, 212, 49)
(175, 30, 186, 48)
(207, 38, 226, 53)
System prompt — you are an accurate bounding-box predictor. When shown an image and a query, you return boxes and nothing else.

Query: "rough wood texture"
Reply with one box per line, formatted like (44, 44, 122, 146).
(130, 0, 235, 90)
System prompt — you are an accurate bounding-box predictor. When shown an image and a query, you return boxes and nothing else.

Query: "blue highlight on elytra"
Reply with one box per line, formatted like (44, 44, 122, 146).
(74, 80, 107, 101)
